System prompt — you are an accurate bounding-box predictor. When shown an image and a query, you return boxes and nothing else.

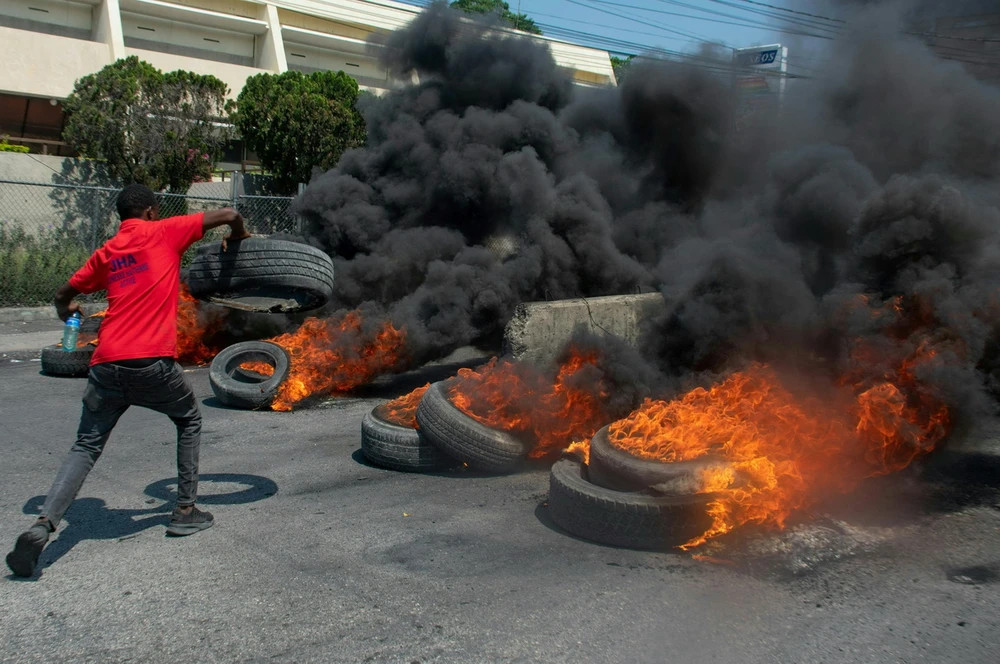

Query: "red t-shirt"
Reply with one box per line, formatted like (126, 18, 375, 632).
(70, 213, 205, 365)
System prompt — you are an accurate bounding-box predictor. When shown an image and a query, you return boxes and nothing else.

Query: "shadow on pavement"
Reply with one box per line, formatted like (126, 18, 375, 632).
(144, 473, 278, 505)
(349, 448, 501, 479)
(17, 496, 172, 577)
(12, 473, 278, 579)
(200, 396, 276, 412)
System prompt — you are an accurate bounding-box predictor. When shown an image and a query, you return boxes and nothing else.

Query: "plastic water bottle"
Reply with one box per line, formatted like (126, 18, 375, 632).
(62, 313, 82, 352)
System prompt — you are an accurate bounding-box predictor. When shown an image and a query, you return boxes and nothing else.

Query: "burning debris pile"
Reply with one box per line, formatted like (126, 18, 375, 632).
(208, 1, 1000, 549)
(177, 285, 225, 365)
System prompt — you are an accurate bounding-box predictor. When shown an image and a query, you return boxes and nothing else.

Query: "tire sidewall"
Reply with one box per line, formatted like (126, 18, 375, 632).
(209, 341, 291, 409)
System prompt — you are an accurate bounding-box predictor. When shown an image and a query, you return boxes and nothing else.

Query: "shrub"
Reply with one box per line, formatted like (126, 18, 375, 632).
(0, 140, 30, 154)
(0, 223, 94, 306)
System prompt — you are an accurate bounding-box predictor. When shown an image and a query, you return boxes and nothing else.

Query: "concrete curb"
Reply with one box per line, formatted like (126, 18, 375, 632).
(0, 303, 107, 323)
(502, 293, 666, 366)
(0, 306, 59, 323)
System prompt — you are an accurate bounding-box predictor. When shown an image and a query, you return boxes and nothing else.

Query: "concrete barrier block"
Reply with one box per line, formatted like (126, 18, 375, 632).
(502, 293, 666, 365)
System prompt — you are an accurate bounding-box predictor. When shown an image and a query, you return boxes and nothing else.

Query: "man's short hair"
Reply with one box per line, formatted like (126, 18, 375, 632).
(116, 184, 157, 221)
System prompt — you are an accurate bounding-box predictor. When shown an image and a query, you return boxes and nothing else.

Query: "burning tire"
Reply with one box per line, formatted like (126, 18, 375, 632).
(587, 425, 731, 494)
(361, 407, 457, 472)
(186, 238, 335, 313)
(81, 313, 104, 334)
(547, 457, 714, 550)
(209, 341, 290, 410)
(415, 381, 530, 473)
(40, 344, 94, 377)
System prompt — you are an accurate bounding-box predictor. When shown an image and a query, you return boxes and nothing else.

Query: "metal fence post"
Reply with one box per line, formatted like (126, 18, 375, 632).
(90, 191, 102, 253)
(296, 182, 306, 235)
(230, 171, 242, 209)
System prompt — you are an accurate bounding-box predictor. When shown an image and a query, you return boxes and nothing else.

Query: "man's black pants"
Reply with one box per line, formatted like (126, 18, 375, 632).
(39, 358, 202, 528)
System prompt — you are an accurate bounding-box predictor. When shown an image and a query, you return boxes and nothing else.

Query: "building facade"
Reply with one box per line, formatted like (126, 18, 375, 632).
(0, 0, 617, 159)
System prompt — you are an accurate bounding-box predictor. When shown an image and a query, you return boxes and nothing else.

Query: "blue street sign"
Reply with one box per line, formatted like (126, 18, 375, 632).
(736, 49, 779, 67)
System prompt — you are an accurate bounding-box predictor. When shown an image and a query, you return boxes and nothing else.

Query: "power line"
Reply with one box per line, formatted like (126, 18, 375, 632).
(567, 0, 716, 43)
(528, 10, 707, 44)
(722, 0, 845, 24)
(397, 0, 1000, 73)
(581, 0, 837, 40)
(654, 0, 838, 35)
(908, 31, 1000, 43)
(704, 0, 843, 33)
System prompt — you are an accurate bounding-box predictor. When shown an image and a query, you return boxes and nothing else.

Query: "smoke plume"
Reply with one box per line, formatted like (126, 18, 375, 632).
(292, 0, 1000, 425)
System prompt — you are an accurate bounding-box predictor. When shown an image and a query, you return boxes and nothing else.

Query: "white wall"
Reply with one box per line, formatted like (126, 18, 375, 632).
(0, 27, 112, 98)
(125, 46, 270, 97)
(121, 10, 256, 65)
(0, 0, 93, 36)
(284, 42, 385, 82)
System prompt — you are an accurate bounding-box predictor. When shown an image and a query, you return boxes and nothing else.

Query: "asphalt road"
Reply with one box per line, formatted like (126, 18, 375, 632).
(1, 355, 999, 663)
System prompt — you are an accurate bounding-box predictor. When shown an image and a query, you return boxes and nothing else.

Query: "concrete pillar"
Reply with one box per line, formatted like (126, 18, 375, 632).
(93, 0, 126, 61)
(257, 4, 287, 73)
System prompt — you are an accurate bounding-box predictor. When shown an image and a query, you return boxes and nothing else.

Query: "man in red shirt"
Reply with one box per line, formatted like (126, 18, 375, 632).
(6, 184, 250, 578)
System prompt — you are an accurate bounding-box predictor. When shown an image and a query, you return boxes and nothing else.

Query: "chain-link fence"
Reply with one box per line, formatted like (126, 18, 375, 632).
(0, 178, 299, 307)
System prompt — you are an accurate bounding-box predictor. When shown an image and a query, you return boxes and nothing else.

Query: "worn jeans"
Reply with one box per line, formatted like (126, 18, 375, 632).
(40, 358, 202, 528)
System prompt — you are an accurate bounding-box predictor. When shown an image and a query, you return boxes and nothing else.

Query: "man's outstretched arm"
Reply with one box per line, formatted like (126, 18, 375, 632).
(202, 208, 251, 250)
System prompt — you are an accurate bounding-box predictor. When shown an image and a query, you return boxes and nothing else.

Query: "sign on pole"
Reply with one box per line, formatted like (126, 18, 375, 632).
(731, 44, 788, 128)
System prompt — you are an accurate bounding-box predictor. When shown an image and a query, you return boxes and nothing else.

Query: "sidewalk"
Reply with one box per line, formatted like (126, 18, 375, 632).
(0, 304, 106, 357)
(0, 318, 64, 356)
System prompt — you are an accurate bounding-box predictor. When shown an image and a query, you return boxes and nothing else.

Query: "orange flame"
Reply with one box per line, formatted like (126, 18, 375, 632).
(177, 284, 223, 365)
(239, 361, 275, 377)
(603, 343, 950, 549)
(264, 311, 406, 412)
(448, 349, 612, 458)
(565, 439, 591, 465)
(376, 383, 430, 428)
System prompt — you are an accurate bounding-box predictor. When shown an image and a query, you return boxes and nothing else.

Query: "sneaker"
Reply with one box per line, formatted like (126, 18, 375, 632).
(166, 506, 214, 537)
(6, 522, 51, 577)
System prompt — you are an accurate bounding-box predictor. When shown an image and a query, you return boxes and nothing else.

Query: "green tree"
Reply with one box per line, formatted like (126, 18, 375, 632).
(62, 56, 233, 192)
(450, 0, 543, 35)
(232, 70, 367, 194)
(611, 55, 635, 84)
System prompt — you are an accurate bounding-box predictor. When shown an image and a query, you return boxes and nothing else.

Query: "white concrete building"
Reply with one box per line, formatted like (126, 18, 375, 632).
(0, 0, 616, 160)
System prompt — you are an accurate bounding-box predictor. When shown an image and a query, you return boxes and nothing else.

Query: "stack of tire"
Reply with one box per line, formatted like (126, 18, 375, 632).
(361, 380, 531, 474)
(547, 425, 721, 550)
(40, 313, 104, 378)
(364, 383, 720, 551)
(196, 237, 337, 409)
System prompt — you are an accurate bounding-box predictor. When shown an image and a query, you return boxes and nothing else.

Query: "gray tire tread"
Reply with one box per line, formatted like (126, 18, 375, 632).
(186, 239, 334, 310)
(40, 344, 93, 377)
(361, 409, 457, 472)
(548, 457, 714, 550)
(415, 381, 529, 473)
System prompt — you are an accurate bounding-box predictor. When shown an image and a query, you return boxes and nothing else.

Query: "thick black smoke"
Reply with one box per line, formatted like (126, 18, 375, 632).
(293, 0, 1000, 423)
